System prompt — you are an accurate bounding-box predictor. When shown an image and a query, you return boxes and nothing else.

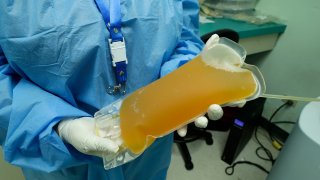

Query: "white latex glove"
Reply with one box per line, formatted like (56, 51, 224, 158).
(177, 100, 246, 137)
(57, 117, 119, 157)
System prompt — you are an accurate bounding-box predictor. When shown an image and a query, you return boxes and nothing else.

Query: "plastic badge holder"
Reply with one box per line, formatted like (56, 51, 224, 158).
(95, 35, 266, 170)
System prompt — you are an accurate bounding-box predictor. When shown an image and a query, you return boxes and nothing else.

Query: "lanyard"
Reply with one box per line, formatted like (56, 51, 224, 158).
(94, 0, 128, 95)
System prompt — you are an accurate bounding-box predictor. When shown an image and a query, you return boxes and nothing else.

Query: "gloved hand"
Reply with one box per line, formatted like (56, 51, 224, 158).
(177, 100, 246, 137)
(176, 104, 223, 137)
(57, 117, 120, 157)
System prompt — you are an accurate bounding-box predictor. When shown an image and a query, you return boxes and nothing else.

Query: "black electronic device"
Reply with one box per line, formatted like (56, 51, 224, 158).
(221, 98, 266, 165)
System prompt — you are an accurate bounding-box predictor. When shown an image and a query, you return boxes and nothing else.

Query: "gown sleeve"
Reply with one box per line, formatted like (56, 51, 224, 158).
(160, 0, 204, 77)
(0, 1, 100, 172)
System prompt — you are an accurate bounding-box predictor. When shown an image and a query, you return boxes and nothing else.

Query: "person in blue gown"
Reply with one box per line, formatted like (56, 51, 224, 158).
(0, 0, 205, 179)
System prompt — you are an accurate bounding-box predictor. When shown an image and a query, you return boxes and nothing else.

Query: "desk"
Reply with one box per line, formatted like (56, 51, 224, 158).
(200, 18, 287, 55)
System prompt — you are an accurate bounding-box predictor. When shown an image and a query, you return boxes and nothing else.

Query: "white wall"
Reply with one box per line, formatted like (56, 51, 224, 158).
(248, 0, 320, 131)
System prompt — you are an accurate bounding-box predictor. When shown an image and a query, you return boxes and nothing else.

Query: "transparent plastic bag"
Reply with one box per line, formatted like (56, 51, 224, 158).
(94, 99, 140, 170)
(119, 35, 266, 155)
(95, 35, 266, 170)
(200, 1, 282, 25)
(203, 0, 258, 12)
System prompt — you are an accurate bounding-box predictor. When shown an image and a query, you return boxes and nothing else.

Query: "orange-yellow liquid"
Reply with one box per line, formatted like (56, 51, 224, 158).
(120, 55, 257, 154)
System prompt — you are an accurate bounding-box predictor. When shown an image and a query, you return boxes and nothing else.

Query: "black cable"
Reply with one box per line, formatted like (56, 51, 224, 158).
(269, 120, 296, 149)
(267, 102, 291, 147)
(273, 121, 296, 125)
(225, 102, 292, 176)
(255, 127, 275, 164)
(225, 160, 270, 175)
(268, 102, 290, 123)
(256, 102, 292, 161)
(254, 126, 275, 165)
(225, 127, 274, 176)
(256, 147, 272, 161)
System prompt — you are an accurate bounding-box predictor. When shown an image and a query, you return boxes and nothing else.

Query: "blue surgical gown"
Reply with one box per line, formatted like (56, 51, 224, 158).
(0, 0, 204, 179)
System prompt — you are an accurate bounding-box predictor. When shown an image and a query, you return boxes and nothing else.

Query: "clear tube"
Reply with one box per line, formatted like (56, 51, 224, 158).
(261, 94, 320, 102)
